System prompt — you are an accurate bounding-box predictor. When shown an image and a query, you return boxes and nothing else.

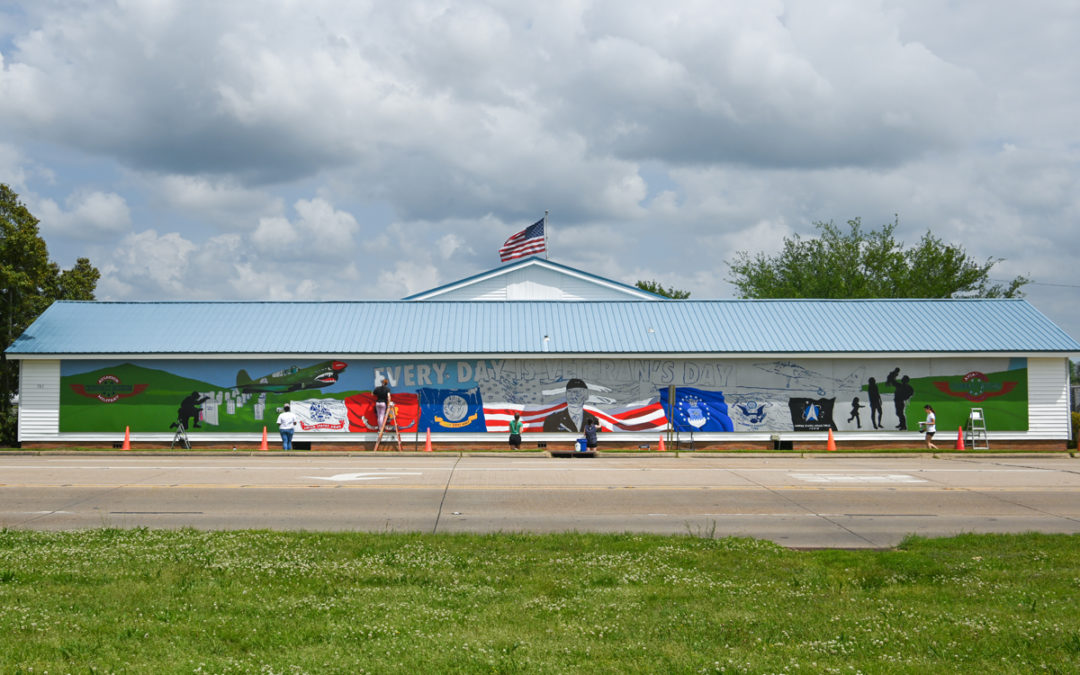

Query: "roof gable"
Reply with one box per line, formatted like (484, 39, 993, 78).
(403, 257, 663, 301)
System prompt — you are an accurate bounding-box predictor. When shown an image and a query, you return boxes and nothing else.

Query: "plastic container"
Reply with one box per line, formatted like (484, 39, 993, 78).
(576, 438, 588, 452)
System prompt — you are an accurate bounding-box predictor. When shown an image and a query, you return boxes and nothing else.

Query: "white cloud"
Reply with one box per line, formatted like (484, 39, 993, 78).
(0, 143, 27, 190)
(97, 230, 197, 299)
(252, 198, 360, 262)
(0, 0, 1077, 339)
(146, 174, 282, 225)
(34, 190, 131, 239)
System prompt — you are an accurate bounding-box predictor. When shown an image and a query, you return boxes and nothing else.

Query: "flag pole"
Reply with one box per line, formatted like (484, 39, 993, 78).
(543, 210, 550, 260)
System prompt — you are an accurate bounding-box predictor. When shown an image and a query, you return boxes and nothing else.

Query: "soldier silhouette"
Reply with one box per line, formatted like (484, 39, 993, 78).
(170, 390, 210, 430)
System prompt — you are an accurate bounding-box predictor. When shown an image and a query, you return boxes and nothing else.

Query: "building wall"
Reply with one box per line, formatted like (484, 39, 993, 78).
(14, 355, 1073, 448)
(17, 359, 59, 440)
(1028, 357, 1071, 438)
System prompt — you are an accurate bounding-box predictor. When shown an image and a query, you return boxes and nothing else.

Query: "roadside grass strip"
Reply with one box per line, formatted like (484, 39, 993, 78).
(0, 529, 1078, 673)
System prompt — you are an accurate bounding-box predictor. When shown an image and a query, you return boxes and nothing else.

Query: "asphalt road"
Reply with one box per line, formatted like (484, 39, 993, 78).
(2, 453, 1078, 548)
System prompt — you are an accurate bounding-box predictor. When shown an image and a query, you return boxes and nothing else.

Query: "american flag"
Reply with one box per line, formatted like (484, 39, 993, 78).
(483, 400, 667, 432)
(499, 218, 546, 262)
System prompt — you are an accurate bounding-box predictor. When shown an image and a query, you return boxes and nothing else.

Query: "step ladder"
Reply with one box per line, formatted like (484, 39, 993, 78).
(967, 408, 989, 450)
(171, 420, 191, 450)
(373, 402, 404, 452)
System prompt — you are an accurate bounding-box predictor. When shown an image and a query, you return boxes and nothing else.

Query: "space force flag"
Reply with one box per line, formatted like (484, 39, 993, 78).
(499, 218, 546, 262)
(659, 387, 735, 432)
(418, 387, 487, 431)
(787, 397, 837, 431)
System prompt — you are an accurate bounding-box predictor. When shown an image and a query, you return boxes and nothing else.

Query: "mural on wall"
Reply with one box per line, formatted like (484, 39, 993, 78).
(59, 357, 1029, 434)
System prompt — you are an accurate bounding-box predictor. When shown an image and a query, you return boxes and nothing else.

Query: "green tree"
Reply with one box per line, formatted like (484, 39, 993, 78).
(635, 279, 691, 299)
(727, 218, 1030, 299)
(1, 184, 100, 446)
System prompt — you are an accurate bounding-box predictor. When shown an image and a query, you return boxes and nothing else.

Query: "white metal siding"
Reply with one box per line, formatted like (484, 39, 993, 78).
(18, 359, 60, 440)
(432, 267, 651, 301)
(1027, 357, 1069, 438)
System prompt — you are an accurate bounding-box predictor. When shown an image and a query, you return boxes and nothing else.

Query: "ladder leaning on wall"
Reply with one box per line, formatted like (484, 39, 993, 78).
(967, 408, 989, 450)
(373, 402, 404, 452)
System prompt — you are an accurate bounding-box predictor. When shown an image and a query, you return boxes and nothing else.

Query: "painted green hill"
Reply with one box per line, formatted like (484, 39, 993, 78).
(60, 362, 365, 433)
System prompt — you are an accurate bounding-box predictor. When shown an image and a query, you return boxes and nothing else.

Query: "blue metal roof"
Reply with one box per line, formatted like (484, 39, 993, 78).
(7, 299, 1079, 355)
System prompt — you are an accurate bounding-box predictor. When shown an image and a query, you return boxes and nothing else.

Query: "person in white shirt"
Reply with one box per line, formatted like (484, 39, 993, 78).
(276, 404, 300, 450)
(921, 404, 938, 450)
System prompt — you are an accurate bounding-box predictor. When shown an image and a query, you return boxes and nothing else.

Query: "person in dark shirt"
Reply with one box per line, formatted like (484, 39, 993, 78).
(584, 417, 599, 450)
(373, 378, 392, 430)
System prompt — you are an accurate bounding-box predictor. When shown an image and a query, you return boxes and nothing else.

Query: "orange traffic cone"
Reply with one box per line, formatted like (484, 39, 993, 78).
(122, 426, 131, 450)
(826, 428, 837, 452)
(956, 426, 965, 451)
(424, 428, 433, 452)
(260, 426, 268, 451)
(658, 433, 666, 452)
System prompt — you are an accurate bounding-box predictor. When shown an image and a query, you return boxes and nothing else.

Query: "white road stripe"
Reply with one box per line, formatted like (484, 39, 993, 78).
(789, 474, 928, 483)
(305, 472, 423, 482)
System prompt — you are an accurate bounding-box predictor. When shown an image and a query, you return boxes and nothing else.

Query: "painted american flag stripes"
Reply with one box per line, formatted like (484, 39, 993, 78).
(483, 400, 667, 432)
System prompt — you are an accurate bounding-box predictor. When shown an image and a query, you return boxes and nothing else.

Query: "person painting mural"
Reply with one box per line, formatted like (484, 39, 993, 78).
(276, 404, 300, 450)
(373, 378, 392, 430)
(584, 417, 599, 450)
(508, 412, 523, 449)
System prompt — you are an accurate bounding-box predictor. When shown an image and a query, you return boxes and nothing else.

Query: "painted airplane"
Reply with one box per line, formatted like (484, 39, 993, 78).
(236, 360, 348, 393)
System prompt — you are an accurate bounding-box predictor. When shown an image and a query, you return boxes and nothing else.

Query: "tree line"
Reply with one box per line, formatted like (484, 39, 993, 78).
(1, 184, 100, 445)
(638, 217, 1029, 300)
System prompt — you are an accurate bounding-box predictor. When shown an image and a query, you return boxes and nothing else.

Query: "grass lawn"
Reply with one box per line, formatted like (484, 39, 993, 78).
(0, 530, 1078, 673)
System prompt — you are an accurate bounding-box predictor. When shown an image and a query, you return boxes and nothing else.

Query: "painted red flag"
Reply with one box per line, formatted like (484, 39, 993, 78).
(345, 392, 419, 432)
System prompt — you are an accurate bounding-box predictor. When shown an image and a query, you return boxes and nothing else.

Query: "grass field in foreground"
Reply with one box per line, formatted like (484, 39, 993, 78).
(1, 530, 1078, 674)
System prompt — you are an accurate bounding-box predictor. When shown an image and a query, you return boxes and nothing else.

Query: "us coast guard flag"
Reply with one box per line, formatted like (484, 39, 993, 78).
(499, 218, 546, 261)
(418, 387, 487, 431)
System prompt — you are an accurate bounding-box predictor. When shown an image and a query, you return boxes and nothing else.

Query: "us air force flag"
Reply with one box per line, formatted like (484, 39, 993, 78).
(659, 387, 735, 432)
(787, 397, 837, 431)
(418, 387, 487, 431)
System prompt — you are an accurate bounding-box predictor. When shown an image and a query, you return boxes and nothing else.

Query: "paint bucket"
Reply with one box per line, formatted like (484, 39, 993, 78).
(576, 438, 587, 452)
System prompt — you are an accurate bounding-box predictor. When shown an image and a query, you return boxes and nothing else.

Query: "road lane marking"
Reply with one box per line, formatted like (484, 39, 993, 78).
(3, 484, 1078, 491)
(789, 473, 928, 483)
(0, 465, 1057, 472)
(305, 472, 423, 481)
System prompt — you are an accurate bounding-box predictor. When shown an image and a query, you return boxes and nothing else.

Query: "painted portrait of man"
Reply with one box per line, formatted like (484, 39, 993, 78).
(543, 378, 592, 432)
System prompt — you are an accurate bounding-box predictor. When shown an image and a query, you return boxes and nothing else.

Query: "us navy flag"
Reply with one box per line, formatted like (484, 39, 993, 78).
(658, 387, 735, 432)
(418, 387, 487, 431)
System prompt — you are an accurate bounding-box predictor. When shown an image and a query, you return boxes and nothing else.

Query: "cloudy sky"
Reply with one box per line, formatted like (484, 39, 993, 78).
(1, 1, 1077, 340)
